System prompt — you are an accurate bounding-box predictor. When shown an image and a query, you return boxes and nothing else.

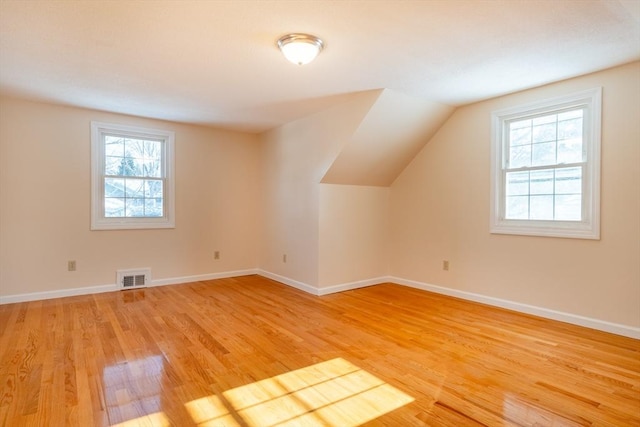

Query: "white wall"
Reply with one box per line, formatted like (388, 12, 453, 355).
(258, 91, 380, 288)
(0, 96, 261, 297)
(389, 62, 640, 328)
(319, 184, 389, 288)
(259, 89, 452, 291)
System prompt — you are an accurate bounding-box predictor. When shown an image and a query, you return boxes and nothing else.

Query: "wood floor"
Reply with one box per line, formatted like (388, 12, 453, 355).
(1, 275, 639, 426)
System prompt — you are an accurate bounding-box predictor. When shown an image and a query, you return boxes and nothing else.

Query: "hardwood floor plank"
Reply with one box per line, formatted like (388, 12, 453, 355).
(1, 276, 639, 426)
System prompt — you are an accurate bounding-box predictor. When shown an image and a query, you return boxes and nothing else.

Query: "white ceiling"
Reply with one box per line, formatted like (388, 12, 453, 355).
(1, 0, 638, 133)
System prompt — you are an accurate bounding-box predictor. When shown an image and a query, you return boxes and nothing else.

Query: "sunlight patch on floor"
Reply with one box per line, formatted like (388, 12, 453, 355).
(185, 357, 414, 426)
(185, 395, 242, 426)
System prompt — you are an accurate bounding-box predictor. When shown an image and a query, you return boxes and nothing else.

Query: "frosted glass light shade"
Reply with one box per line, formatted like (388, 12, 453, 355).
(277, 34, 324, 65)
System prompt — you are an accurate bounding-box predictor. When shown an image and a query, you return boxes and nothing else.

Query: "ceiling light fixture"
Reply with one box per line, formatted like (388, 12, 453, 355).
(277, 33, 324, 65)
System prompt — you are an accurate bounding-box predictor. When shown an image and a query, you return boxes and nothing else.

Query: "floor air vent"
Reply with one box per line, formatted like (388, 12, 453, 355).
(117, 268, 151, 290)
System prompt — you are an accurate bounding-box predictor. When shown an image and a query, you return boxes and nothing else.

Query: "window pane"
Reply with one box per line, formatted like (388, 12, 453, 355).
(105, 198, 125, 217)
(532, 142, 556, 166)
(104, 136, 125, 156)
(105, 136, 163, 178)
(145, 198, 163, 217)
(125, 139, 145, 159)
(557, 138, 583, 164)
(558, 117, 582, 141)
(510, 118, 531, 130)
(510, 126, 531, 146)
(555, 167, 582, 194)
(530, 195, 554, 220)
(506, 196, 529, 219)
(133, 158, 147, 177)
(142, 158, 161, 178)
(126, 198, 145, 217)
(145, 180, 163, 198)
(105, 178, 125, 197)
(530, 169, 554, 195)
(555, 195, 581, 221)
(116, 157, 139, 176)
(124, 179, 144, 198)
(506, 171, 529, 196)
(532, 122, 556, 143)
(509, 145, 531, 168)
(105, 156, 122, 175)
(144, 140, 162, 158)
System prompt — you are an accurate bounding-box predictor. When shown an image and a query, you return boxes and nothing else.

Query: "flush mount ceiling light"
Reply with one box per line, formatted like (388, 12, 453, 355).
(277, 33, 324, 65)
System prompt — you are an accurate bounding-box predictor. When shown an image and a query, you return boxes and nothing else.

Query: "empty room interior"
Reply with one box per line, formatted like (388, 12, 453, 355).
(1, 1, 639, 426)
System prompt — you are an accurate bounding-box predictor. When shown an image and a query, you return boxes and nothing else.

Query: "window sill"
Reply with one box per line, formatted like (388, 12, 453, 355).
(490, 220, 599, 240)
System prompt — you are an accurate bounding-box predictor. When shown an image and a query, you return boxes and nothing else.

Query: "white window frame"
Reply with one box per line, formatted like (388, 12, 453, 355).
(91, 121, 175, 230)
(490, 87, 601, 239)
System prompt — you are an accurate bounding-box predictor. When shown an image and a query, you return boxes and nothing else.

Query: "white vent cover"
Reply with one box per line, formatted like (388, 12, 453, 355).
(117, 268, 151, 290)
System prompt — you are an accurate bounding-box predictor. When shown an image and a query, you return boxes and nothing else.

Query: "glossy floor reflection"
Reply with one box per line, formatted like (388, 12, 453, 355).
(104, 356, 165, 424)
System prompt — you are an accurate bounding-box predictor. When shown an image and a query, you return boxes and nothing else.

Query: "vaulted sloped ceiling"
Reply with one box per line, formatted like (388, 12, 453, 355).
(321, 89, 454, 187)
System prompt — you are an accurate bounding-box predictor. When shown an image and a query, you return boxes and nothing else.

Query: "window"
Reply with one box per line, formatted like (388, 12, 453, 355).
(490, 88, 601, 239)
(91, 122, 175, 230)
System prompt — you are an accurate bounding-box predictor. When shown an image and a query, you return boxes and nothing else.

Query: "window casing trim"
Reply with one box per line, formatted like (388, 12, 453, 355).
(490, 87, 601, 239)
(91, 121, 175, 230)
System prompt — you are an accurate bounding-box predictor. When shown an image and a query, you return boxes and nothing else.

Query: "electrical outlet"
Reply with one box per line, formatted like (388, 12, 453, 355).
(214, 251, 220, 260)
(68, 260, 76, 271)
(442, 260, 449, 271)
(283, 254, 287, 263)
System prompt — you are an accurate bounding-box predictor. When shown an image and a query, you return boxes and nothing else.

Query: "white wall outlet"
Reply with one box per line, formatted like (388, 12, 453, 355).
(68, 260, 76, 271)
(214, 251, 220, 260)
(283, 254, 287, 263)
(443, 260, 449, 271)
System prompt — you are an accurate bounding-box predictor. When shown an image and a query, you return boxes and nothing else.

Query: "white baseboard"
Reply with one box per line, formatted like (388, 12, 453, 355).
(256, 270, 387, 296)
(0, 269, 259, 305)
(317, 277, 388, 295)
(257, 270, 320, 295)
(0, 283, 119, 305)
(150, 269, 259, 287)
(390, 276, 640, 340)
